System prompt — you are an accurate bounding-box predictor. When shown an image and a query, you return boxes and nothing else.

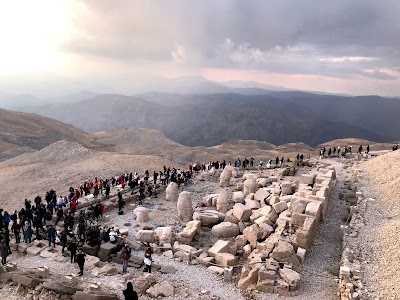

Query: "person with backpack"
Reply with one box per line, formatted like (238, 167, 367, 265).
(121, 243, 131, 274)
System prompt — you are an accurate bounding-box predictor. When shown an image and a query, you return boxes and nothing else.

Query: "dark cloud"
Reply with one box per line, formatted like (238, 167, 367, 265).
(61, 0, 400, 79)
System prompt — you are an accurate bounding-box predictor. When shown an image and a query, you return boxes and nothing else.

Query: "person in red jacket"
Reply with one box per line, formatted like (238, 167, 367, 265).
(99, 202, 104, 219)
(70, 198, 77, 212)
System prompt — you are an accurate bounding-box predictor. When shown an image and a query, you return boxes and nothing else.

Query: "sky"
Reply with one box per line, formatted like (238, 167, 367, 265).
(0, 0, 400, 97)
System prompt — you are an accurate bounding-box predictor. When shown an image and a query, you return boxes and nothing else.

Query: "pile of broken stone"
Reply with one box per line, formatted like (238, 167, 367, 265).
(135, 162, 337, 297)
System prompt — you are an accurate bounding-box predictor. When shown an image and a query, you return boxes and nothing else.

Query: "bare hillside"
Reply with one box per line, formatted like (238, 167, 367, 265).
(0, 108, 100, 161)
(0, 140, 178, 212)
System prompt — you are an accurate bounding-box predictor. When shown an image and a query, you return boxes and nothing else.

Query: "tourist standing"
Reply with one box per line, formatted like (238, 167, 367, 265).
(76, 248, 86, 276)
(122, 243, 131, 274)
(68, 237, 78, 263)
(22, 221, 32, 243)
(47, 225, 56, 248)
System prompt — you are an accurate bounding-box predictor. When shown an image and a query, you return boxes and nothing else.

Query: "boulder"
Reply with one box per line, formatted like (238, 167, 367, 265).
(243, 224, 263, 247)
(98, 264, 117, 276)
(146, 281, 174, 298)
(224, 210, 239, 223)
(233, 203, 252, 222)
(166, 182, 179, 201)
(177, 191, 193, 222)
(232, 191, 245, 203)
(73, 292, 118, 300)
(208, 240, 236, 257)
(207, 266, 225, 275)
(159, 266, 177, 274)
(281, 181, 293, 195)
(219, 165, 234, 187)
(12, 274, 41, 288)
(132, 273, 157, 294)
(301, 173, 316, 185)
(193, 210, 225, 226)
(216, 190, 229, 213)
(271, 240, 300, 267)
(176, 220, 201, 244)
(244, 179, 257, 195)
(254, 188, 270, 202)
(211, 222, 240, 238)
(134, 207, 149, 223)
(201, 171, 211, 181)
(272, 201, 288, 214)
(202, 194, 218, 207)
(154, 227, 173, 244)
(215, 253, 237, 267)
(136, 230, 155, 243)
(245, 200, 260, 210)
(279, 268, 301, 290)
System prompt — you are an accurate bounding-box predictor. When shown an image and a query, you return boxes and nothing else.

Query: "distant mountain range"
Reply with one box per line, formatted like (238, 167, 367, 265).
(11, 90, 399, 147)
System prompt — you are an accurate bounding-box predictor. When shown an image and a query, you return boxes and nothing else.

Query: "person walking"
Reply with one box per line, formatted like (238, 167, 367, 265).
(121, 243, 131, 274)
(76, 248, 86, 276)
(123, 282, 138, 300)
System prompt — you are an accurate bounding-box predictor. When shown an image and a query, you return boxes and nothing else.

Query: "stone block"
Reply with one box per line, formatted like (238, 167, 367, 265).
(99, 242, 117, 255)
(135, 230, 155, 243)
(18, 242, 30, 253)
(301, 173, 316, 185)
(254, 188, 270, 202)
(215, 253, 237, 267)
(97, 251, 110, 262)
(211, 222, 240, 238)
(82, 244, 99, 257)
(26, 242, 47, 256)
(245, 200, 261, 210)
(208, 240, 236, 257)
(207, 266, 225, 275)
(12, 274, 41, 288)
(233, 203, 252, 222)
(73, 291, 119, 300)
(272, 201, 288, 214)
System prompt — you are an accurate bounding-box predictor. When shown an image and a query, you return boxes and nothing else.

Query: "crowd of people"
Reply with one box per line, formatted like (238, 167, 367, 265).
(319, 145, 372, 158)
(0, 165, 191, 280)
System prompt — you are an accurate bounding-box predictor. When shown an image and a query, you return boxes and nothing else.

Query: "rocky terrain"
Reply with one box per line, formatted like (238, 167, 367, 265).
(0, 107, 399, 300)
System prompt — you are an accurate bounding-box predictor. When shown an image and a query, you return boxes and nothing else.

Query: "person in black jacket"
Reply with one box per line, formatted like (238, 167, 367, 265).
(76, 248, 86, 276)
(68, 237, 78, 263)
(123, 282, 138, 300)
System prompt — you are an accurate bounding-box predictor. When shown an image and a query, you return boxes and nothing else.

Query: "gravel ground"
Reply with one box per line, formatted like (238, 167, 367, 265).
(357, 150, 400, 300)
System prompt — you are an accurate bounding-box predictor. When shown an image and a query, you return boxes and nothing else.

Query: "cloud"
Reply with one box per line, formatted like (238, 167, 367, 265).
(2, 0, 400, 96)
(362, 70, 397, 80)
